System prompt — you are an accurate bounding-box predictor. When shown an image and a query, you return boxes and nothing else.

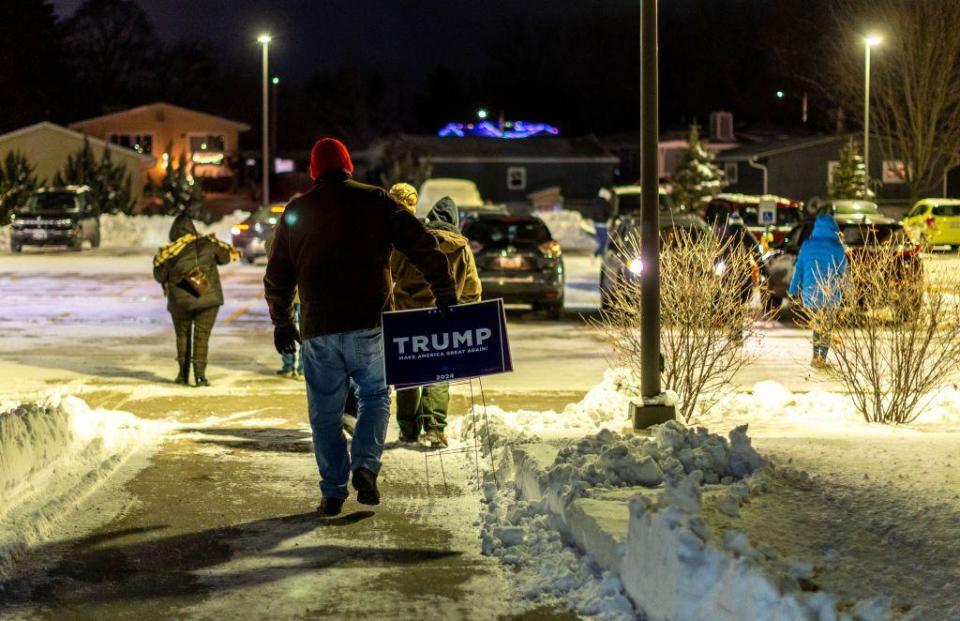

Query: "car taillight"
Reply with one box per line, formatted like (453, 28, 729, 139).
(539, 240, 562, 257)
(469, 240, 484, 253)
(926, 216, 936, 228)
(231, 224, 250, 236)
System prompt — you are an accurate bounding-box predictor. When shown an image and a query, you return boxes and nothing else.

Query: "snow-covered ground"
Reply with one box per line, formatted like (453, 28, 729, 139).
(1, 246, 959, 619)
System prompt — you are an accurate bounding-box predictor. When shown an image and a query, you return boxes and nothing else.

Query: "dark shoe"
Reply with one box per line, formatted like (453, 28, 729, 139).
(194, 364, 210, 387)
(175, 362, 190, 385)
(352, 467, 380, 505)
(398, 431, 419, 443)
(421, 429, 448, 449)
(276, 369, 295, 378)
(317, 496, 345, 516)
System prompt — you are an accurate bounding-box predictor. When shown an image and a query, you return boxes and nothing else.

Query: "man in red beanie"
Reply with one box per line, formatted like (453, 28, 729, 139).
(265, 137, 457, 516)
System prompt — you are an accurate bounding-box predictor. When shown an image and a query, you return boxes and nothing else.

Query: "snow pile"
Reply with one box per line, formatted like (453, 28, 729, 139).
(480, 483, 637, 620)
(451, 368, 636, 449)
(535, 209, 597, 254)
(621, 475, 892, 621)
(0, 210, 246, 251)
(0, 393, 167, 577)
(99, 210, 246, 249)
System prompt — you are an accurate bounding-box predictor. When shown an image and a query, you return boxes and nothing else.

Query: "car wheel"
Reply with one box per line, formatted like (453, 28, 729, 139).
(545, 299, 563, 320)
(91, 231, 101, 248)
(69, 237, 83, 251)
(11, 242, 22, 253)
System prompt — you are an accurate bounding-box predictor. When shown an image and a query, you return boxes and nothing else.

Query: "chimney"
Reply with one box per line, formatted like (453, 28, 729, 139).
(709, 111, 734, 142)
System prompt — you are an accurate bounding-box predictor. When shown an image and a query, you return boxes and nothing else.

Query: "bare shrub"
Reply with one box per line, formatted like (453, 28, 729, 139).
(799, 241, 960, 424)
(597, 227, 765, 421)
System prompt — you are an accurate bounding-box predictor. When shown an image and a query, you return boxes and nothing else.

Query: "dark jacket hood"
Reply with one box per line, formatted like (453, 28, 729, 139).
(426, 196, 460, 234)
(169, 212, 198, 241)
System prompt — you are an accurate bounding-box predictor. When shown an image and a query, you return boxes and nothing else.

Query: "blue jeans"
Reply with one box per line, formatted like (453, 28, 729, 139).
(280, 303, 304, 373)
(301, 327, 391, 499)
(594, 222, 609, 257)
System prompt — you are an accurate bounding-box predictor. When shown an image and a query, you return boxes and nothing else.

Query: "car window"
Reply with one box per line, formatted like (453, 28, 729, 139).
(463, 219, 550, 245)
(932, 204, 960, 217)
(616, 192, 673, 215)
(906, 204, 926, 218)
(23, 192, 80, 212)
(841, 223, 906, 246)
(778, 208, 801, 226)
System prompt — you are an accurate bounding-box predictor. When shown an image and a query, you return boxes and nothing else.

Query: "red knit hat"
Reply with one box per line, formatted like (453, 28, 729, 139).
(309, 137, 354, 180)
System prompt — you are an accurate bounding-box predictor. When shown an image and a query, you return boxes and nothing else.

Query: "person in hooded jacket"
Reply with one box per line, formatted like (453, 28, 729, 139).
(264, 138, 457, 516)
(389, 190, 481, 448)
(788, 214, 848, 368)
(153, 212, 239, 386)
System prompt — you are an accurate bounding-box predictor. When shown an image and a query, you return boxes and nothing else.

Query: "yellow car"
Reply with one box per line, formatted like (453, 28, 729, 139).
(903, 198, 960, 248)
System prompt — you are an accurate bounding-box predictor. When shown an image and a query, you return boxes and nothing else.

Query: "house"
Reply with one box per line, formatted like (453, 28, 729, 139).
(69, 102, 250, 188)
(0, 122, 154, 204)
(716, 133, 921, 206)
(370, 134, 619, 208)
(603, 112, 740, 184)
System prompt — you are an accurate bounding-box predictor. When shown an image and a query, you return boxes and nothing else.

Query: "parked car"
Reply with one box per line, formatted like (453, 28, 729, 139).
(761, 212, 921, 309)
(599, 210, 712, 309)
(417, 178, 484, 216)
(902, 198, 960, 249)
(461, 213, 565, 319)
(9, 186, 100, 252)
(231, 204, 285, 263)
(611, 185, 675, 219)
(702, 193, 803, 246)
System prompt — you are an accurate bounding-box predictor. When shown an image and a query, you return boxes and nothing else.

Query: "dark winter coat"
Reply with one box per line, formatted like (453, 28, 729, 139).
(264, 169, 457, 338)
(391, 197, 481, 310)
(153, 213, 234, 314)
(788, 215, 847, 309)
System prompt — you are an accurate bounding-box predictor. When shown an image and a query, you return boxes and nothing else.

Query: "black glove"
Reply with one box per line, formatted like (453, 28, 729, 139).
(435, 293, 457, 320)
(274, 323, 301, 355)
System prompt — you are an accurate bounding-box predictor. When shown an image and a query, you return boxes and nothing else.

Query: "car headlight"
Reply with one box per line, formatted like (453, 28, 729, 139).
(714, 260, 726, 276)
(627, 258, 644, 275)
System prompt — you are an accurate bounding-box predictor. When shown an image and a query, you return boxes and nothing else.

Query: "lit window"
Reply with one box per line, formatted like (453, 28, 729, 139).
(108, 133, 153, 154)
(507, 166, 527, 191)
(724, 162, 739, 184)
(189, 134, 226, 153)
(882, 160, 909, 184)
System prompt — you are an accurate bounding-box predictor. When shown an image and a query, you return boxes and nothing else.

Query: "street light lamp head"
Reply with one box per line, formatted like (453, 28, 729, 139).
(272, 76, 280, 85)
(257, 33, 272, 44)
(864, 34, 883, 46)
(477, 108, 488, 120)
(776, 90, 785, 99)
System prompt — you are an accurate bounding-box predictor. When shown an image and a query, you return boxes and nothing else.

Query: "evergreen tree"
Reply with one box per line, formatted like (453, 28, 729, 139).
(0, 151, 41, 224)
(149, 145, 203, 215)
(828, 139, 874, 200)
(671, 124, 726, 211)
(53, 138, 136, 214)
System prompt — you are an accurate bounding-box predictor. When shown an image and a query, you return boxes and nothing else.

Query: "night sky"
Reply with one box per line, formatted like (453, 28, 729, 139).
(52, 0, 599, 85)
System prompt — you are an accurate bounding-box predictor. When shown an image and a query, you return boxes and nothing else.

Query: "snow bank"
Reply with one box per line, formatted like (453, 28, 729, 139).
(0, 210, 246, 252)
(0, 393, 167, 577)
(535, 209, 597, 254)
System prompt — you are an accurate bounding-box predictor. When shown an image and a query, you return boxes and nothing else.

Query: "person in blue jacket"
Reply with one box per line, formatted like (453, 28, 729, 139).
(788, 214, 848, 367)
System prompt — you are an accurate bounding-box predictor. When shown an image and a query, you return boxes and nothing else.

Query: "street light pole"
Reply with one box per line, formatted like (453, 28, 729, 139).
(258, 33, 272, 209)
(271, 76, 279, 168)
(863, 34, 882, 178)
(633, 0, 675, 429)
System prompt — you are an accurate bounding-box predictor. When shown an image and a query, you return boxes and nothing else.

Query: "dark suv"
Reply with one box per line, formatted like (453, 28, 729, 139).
(10, 186, 101, 252)
(461, 214, 565, 319)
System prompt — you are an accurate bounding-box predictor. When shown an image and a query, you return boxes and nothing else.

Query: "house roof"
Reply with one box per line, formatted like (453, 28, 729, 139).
(388, 134, 619, 164)
(0, 122, 155, 164)
(69, 102, 251, 132)
(716, 133, 853, 162)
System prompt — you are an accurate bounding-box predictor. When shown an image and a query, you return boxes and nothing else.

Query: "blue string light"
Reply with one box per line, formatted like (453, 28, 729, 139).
(437, 121, 560, 139)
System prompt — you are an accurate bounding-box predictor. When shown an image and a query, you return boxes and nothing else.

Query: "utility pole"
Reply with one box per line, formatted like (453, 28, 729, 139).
(258, 33, 272, 208)
(633, 0, 675, 429)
